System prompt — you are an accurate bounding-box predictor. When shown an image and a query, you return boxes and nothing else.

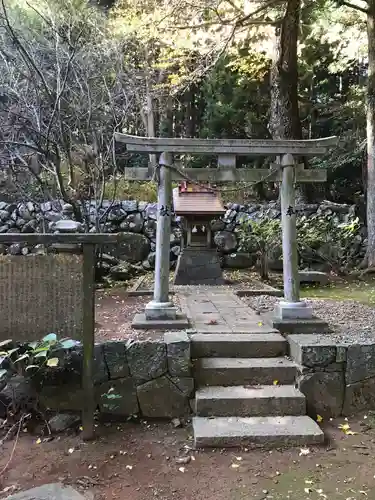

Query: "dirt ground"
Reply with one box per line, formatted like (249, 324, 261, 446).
(0, 415, 375, 499)
(95, 289, 152, 342)
(95, 286, 186, 342)
(56, 283, 375, 499)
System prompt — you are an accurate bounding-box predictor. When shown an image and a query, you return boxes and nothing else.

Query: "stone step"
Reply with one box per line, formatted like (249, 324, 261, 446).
(191, 333, 287, 358)
(195, 357, 297, 386)
(195, 385, 306, 417)
(193, 415, 324, 448)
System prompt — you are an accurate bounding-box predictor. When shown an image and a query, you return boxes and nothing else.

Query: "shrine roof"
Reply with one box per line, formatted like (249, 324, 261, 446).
(172, 187, 225, 215)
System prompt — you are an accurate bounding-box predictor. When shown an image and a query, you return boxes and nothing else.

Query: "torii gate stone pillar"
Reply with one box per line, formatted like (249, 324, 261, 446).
(115, 133, 337, 332)
(275, 153, 313, 320)
(133, 151, 189, 329)
(144, 152, 180, 321)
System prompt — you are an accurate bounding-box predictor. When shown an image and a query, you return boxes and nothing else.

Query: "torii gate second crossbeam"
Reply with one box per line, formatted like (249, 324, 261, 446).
(115, 134, 338, 330)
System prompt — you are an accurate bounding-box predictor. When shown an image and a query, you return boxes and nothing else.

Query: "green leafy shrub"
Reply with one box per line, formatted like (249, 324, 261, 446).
(0, 334, 79, 382)
(238, 212, 362, 278)
(296, 213, 361, 271)
(238, 219, 281, 280)
(104, 179, 159, 202)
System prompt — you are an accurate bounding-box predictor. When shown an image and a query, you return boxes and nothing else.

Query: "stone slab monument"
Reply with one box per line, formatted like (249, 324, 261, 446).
(173, 181, 225, 285)
(115, 133, 338, 331)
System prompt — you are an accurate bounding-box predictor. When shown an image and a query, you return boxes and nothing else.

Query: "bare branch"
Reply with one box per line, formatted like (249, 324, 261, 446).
(1, 0, 52, 99)
(169, 0, 284, 31)
(0, 141, 43, 154)
(338, 0, 369, 13)
(45, 33, 82, 144)
(235, 0, 285, 26)
(223, 0, 243, 14)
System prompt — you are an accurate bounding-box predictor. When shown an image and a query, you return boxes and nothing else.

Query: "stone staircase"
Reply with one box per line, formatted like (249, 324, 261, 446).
(191, 333, 324, 448)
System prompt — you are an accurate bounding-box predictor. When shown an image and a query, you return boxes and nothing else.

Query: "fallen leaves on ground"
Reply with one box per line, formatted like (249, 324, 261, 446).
(205, 319, 218, 325)
(339, 422, 358, 435)
(339, 423, 351, 432)
(230, 463, 240, 469)
(299, 447, 311, 456)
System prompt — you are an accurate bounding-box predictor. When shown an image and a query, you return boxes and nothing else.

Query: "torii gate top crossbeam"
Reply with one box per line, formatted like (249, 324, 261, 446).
(115, 133, 338, 156)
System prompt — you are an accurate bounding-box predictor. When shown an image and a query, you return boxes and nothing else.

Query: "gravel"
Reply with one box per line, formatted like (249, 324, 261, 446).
(95, 287, 375, 345)
(241, 294, 375, 345)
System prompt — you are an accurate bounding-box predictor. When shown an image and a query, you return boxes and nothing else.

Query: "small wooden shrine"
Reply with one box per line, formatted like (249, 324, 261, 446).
(173, 181, 226, 285)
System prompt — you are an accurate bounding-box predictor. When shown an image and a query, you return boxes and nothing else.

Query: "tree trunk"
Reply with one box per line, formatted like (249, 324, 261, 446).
(366, 1, 375, 267)
(268, 0, 301, 139)
(268, 0, 310, 202)
(184, 87, 194, 137)
(146, 88, 157, 167)
(144, 45, 156, 167)
(174, 100, 182, 137)
(160, 95, 174, 137)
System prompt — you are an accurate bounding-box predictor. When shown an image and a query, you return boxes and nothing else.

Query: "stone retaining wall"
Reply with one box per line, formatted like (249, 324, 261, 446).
(289, 335, 375, 418)
(0, 199, 363, 271)
(2, 333, 375, 419)
(0, 332, 194, 419)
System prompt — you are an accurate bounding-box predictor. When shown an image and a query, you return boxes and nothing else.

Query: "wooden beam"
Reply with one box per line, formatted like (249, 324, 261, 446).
(81, 243, 96, 441)
(0, 233, 125, 244)
(115, 133, 338, 156)
(124, 166, 327, 183)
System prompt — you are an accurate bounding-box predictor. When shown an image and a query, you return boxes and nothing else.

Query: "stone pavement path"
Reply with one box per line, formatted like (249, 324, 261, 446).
(6, 483, 87, 500)
(177, 286, 278, 334)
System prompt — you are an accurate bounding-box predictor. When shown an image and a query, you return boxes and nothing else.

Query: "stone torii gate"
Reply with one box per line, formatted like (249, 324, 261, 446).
(115, 134, 338, 330)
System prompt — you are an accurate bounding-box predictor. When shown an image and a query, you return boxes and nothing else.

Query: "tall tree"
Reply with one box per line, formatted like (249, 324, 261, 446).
(268, 0, 311, 201)
(338, 0, 375, 266)
(268, 0, 301, 140)
(365, 0, 375, 267)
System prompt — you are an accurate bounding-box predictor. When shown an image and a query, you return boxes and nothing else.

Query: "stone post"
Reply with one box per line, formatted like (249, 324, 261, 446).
(275, 153, 313, 320)
(145, 152, 177, 320)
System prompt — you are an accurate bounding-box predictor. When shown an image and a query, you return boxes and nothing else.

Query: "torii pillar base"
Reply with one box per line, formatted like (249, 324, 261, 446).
(145, 300, 178, 320)
(275, 300, 313, 320)
(269, 301, 329, 334)
(132, 301, 189, 330)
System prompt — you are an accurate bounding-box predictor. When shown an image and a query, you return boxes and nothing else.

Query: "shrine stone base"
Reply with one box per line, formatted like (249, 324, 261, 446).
(132, 313, 190, 330)
(174, 248, 224, 286)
